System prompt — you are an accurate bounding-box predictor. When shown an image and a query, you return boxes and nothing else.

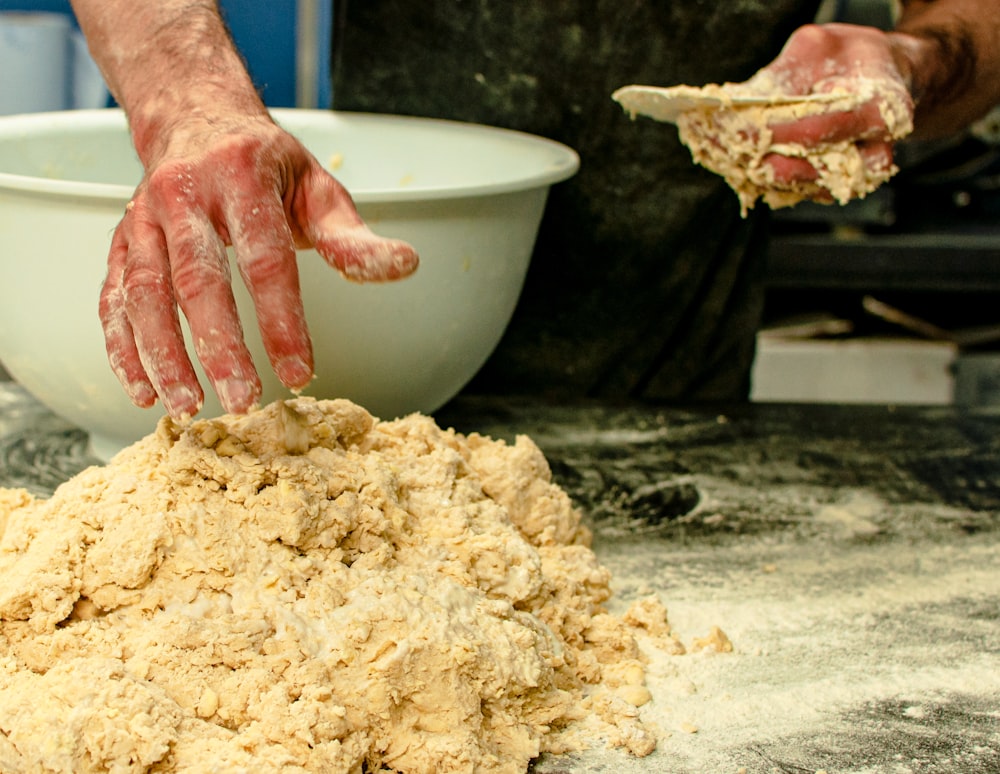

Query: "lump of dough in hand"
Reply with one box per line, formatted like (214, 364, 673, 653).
(672, 78, 913, 215)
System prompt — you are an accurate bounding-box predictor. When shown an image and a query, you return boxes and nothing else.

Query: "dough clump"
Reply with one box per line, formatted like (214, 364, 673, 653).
(0, 398, 670, 773)
(640, 71, 913, 217)
(675, 76, 913, 215)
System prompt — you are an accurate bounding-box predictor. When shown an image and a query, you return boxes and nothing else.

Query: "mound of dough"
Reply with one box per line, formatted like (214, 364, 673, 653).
(0, 398, 672, 773)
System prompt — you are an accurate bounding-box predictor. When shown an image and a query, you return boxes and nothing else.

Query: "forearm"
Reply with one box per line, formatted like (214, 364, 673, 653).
(69, 0, 268, 164)
(890, 0, 1000, 137)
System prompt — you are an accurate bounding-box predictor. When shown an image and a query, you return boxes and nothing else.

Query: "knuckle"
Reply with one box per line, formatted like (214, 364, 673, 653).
(239, 247, 295, 289)
(98, 284, 122, 326)
(171, 249, 230, 306)
(121, 264, 172, 311)
(145, 161, 199, 209)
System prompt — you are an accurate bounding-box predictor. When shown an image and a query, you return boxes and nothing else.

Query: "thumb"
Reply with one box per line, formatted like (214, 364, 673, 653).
(293, 164, 419, 283)
(318, 224, 420, 283)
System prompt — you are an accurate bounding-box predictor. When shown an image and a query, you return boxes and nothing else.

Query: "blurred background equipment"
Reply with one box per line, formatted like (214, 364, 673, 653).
(0, 0, 332, 111)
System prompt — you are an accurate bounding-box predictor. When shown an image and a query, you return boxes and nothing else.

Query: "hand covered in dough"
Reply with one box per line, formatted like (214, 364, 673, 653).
(101, 114, 419, 420)
(748, 23, 915, 196)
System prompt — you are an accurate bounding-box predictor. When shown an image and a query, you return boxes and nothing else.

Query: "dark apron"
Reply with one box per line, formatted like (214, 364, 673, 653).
(332, 0, 820, 402)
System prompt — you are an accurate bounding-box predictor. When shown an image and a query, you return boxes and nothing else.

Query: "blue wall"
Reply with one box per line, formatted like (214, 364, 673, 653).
(0, 0, 329, 107)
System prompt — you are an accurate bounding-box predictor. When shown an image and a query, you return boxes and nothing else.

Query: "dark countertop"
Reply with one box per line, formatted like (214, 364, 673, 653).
(2, 384, 999, 773)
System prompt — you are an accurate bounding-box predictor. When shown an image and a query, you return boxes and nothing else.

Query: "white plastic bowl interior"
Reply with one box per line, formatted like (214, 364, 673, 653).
(0, 108, 579, 459)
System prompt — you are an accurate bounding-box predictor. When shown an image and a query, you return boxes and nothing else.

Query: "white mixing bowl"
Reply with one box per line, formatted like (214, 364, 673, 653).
(0, 109, 578, 459)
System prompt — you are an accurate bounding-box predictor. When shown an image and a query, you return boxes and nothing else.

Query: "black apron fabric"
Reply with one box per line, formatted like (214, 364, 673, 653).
(331, 1, 820, 402)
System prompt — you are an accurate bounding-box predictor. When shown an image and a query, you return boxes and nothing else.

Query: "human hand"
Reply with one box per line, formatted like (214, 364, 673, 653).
(100, 114, 419, 420)
(749, 23, 915, 196)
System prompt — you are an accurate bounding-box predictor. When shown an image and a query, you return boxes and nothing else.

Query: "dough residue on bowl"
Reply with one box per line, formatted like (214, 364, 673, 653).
(0, 397, 683, 773)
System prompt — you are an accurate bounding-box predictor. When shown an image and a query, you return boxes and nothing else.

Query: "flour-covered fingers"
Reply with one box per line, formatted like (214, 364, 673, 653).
(227, 186, 314, 392)
(753, 23, 912, 97)
(99, 224, 158, 408)
(768, 98, 896, 147)
(117, 203, 205, 419)
(858, 140, 895, 176)
(764, 153, 819, 185)
(163, 207, 261, 416)
(292, 164, 419, 283)
(766, 137, 894, 182)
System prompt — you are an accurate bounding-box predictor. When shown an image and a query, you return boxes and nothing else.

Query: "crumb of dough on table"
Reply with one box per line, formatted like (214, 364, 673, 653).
(689, 626, 734, 654)
(0, 397, 705, 773)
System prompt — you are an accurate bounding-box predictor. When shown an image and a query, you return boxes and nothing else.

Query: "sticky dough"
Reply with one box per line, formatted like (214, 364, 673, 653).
(0, 398, 671, 773)
(673, 78, 913, 216)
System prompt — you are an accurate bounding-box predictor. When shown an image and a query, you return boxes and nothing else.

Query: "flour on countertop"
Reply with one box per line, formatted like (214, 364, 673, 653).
(0, 398, 711, 773)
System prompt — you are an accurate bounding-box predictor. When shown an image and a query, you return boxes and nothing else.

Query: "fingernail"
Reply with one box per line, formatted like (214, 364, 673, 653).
(126, 380, 158, 408)
(331, 231, 419, 282)
(115, 367, 157, 408)
(216, 378, 260, 415)
(162, 384, 203, 420)
(275, 356, 314, 390)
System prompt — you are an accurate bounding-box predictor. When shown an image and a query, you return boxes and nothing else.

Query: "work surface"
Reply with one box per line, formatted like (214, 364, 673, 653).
(1, 383, 998, 774)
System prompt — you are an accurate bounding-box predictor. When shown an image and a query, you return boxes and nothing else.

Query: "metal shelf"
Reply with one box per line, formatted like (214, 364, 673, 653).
(764, 230, 1000, 292)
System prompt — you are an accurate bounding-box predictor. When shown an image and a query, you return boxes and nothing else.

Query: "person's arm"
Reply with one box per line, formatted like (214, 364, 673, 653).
(753, 0, 1000, 191)
(891, 0, 1000, 138)
(69, 0, 418, 420)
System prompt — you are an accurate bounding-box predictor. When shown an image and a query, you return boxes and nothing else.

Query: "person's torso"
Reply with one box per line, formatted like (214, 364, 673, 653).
(333, 0, 821, 401)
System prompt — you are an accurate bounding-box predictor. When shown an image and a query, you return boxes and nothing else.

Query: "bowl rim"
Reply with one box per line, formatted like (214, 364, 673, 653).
(0, 107, 580, 203)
